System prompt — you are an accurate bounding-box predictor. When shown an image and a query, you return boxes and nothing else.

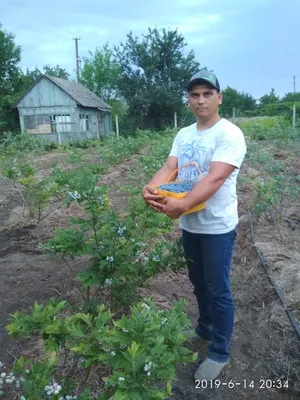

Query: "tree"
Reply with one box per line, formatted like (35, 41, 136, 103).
(114, 28, 201, 130)
(281, 92, 300, 103)
(0, 24, 21, 93)
(0, 24, 21, 129)
(80, 44, 121, 101)
(43, 64, 70, 79)
(220, 86, 257, 117)
(259, 88, 279, 107)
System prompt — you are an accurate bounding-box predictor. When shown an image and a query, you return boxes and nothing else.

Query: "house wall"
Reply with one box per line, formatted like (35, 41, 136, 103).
(32, 131, 99, 143)
(77, 107, 100, 138)
(16, 77, 112, 142)
(17, 78, 77, 108)
(18, 106, 78, 136)
(77, 107, 112, 137)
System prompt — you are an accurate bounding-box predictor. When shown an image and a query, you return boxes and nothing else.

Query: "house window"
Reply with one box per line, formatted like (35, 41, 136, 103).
(50, 115, 72, 133)
(79, 114, 90, 132)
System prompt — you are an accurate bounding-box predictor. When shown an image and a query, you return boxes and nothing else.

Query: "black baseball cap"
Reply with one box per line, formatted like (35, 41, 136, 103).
(187, 70, 220, 92)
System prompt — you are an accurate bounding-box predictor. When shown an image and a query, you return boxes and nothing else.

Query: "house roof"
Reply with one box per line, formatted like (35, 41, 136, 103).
(14, 74, 112, 111)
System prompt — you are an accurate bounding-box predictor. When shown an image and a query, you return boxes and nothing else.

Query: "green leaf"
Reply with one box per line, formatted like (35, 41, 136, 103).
(166, 381, 172, 395)
(129, 392, 143, 400)
(44, 320, 62, 334)
(128, 341, 139, 360)
(110, 390, 128, 400)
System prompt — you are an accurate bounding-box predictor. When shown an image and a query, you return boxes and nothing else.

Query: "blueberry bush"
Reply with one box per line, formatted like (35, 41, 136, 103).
(3, 129, 198, 400)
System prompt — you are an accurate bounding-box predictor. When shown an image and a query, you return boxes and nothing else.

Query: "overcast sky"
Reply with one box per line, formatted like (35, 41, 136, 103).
(1, 0, 298, 99)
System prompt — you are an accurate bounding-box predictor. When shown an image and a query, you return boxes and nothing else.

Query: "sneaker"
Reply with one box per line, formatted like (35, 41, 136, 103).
(181, 329, 211, 344)
(194, 357, 228, 381)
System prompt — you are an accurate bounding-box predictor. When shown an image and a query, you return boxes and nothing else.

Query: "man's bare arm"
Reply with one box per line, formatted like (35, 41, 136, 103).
(142, 156, 178, 212)
(148, 156, 178, 186)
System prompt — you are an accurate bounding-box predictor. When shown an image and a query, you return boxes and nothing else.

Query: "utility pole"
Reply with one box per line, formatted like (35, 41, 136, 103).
(293, 75, 296, 128)
(115, 115, 119, 139)
(74, 37, 80, 82)
(293, 75, 296, 93)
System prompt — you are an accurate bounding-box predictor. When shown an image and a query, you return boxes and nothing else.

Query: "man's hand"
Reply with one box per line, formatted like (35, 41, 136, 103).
(142, 185, 164, 212)
(161, 197, 186, 219)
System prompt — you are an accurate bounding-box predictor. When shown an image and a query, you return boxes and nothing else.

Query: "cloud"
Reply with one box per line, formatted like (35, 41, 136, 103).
(173, 14, 221, 34)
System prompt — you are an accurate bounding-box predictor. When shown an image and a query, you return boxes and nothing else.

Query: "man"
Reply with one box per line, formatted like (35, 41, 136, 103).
(142, 70, 247, 381)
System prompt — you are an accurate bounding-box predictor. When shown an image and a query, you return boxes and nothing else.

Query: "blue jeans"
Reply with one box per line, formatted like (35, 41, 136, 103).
(181, 228, 237, 363)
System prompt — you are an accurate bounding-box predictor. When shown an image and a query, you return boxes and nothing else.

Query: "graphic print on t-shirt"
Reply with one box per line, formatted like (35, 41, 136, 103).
(178, 139, 212, 181)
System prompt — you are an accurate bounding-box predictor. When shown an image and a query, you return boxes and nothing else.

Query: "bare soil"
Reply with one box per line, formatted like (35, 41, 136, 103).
(0, 150, 300, 400)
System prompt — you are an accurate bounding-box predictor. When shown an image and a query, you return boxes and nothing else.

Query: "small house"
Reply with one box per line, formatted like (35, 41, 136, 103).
(14, 75, 112, 143)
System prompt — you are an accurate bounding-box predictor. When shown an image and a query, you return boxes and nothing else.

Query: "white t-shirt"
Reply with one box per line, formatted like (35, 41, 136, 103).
(169, 118, 247, 234)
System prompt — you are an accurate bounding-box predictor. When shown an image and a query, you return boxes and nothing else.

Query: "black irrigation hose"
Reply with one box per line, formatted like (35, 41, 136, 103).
(247, 208, 300, 340)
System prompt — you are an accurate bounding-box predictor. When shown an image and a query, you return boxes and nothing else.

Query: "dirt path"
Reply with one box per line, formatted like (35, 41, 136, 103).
(1, 153, 300, 400)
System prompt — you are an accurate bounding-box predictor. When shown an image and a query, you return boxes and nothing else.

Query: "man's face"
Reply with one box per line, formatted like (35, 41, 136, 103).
(188, 84, 223, 120)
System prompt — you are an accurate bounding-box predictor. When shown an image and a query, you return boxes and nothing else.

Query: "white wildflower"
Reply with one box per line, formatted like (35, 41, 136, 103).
(0, 373, 6, 379)
(54, 390, 59, 395)
(141, 303, 150, 311)
(118, 377, 125, 381)
(105, 278, 112, 286)
(111, 351, 116, 357)
(147, 372, 151, 376)
(122, 328, 128, 333)
(20, 397, 26, 400)
(106, 256, 114, 262)
(117, 226, 126, 236)
(68, 191, 81, 200)
(25, 370, 30, 374)
(142, 256, 149, 264)
(137, 242, 148, 247)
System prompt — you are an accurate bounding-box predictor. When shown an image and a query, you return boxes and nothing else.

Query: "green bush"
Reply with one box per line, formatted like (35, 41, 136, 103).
(258, 101, 300, 118)
(236, 118, 300, 140)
